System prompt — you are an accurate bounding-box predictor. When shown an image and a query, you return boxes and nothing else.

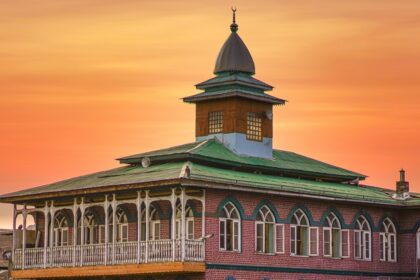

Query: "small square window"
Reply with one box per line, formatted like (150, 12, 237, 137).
(209, 111, 223, 134)
(247, 112, 262, 141)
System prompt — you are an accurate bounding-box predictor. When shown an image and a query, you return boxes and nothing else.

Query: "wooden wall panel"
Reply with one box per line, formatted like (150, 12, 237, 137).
(195, 97, 273, 138)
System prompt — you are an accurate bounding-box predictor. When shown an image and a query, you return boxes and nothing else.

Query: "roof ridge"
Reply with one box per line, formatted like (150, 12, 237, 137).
(186, 139, 209, 153)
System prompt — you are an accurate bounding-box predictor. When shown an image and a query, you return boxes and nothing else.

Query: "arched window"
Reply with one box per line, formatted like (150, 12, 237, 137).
(219, 202, 240, 252)
(140, 205, 160, 241)
(176, 203, 194, 240)
(54, 212, 69, 247)
(82, 211, 98, 245)
(354, 216, 371, 260)
(255, 206, 275, 254)
(290, 209, 310, 256)
(379, 218, 396, 262)
(323, 213, 341, 258)
(116, 208, 129, 243)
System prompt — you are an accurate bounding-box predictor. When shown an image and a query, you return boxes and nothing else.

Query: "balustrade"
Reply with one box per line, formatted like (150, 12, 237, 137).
(13, 239, 204, 270)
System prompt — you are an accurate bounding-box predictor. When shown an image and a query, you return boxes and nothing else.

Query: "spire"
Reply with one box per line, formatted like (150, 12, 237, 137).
(230, 7, 238, 32)
(214, 8, 255, 75)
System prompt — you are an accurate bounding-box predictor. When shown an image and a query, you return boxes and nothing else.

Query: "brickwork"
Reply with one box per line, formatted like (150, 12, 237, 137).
(203, 188, 420, 279)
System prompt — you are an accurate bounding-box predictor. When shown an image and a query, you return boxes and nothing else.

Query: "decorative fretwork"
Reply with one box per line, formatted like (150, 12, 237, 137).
(246, 112, 262, 141)
(209, 111, 223, 134)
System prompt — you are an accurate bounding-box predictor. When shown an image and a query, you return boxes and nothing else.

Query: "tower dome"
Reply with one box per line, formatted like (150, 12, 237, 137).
(214, 9, 255, 75)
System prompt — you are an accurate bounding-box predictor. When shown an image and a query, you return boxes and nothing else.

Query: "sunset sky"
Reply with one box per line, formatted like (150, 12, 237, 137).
(1, 0, 420, 228)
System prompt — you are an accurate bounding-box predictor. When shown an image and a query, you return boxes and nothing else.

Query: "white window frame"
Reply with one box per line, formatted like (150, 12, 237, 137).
(175, 205, 194, 240)
(255, 206, 275, 254)
(275, 223, 285, 254)
(290, 209, 310, 257)
(309, 227, 319, 256)
(323, 227, 332, 257)
(354, 216, 371, 261)
(379, 218, 397, 262)
(323, 213, 342, 258)
(219, 202, 241, 252)
(416, 229, 420, 260)
(341, 229, 350, 258)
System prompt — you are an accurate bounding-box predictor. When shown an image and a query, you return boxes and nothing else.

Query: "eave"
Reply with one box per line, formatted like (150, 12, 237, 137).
(182, 91, 286, 105)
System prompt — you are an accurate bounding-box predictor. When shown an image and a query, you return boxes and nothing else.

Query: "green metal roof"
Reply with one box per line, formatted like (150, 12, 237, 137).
(188, 163, 403, 205)
(0, 162, 184, 199)
(119, 139, 365, 182)
(195, 73, 273, 91)
(2, 160, 419, 207)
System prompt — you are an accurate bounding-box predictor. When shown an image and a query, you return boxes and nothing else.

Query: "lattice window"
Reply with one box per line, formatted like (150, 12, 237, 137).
(247, 112, 262, 141)
(209, 111, 223, 134)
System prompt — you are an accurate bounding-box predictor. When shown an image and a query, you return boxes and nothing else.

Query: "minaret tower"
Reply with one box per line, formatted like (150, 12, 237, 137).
(183, 9, 285, 158)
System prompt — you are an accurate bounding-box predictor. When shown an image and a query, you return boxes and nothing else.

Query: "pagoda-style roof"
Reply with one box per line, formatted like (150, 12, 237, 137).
(119, 139, 364, 182)
(1, 156, 420, 207)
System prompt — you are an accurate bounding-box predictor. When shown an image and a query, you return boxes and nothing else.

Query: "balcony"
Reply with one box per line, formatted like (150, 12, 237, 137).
(11, 187, 206, 279)
(12, 240, 205, 279)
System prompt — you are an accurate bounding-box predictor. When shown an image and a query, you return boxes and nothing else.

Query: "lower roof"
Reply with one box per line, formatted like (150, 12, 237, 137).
(1, 160, 419, 207)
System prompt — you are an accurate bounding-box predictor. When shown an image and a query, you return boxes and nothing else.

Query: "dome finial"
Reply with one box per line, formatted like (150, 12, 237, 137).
(230, 7, 238, 32)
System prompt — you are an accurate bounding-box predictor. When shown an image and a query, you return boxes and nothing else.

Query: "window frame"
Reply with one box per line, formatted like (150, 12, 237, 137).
(323, 213, 342, 258)
(208, 111, 223, 134)
(246, 112, 263, 142)
(379, 218, 397, 262)
(219, 202, 241, 252)
(255, 206, 276, 254)
(290, 209, 310, 257)
(354, 216, 372, 261)
(416, 228, 420, 260)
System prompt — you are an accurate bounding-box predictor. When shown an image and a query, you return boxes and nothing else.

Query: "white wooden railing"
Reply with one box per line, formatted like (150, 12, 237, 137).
(14, 239, 204, 269)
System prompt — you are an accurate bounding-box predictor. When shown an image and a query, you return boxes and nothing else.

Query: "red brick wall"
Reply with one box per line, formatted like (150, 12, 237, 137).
(203, 188, 420, 279)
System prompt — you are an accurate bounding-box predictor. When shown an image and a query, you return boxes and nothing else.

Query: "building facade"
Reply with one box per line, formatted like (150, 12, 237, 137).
(1, 11, 420, 280)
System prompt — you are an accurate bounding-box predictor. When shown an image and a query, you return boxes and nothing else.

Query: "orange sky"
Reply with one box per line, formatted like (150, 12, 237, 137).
(1, 0, 420, 228)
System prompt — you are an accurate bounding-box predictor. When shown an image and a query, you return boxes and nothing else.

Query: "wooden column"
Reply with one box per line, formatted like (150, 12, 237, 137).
(171, 188, 176, 261)
(202, 189, 206, 259)
(49, 201, 54, 266)
(72, 198, 77, 267)
(112, 194, 116, 264)
(12, 204, 17, 267)
(136, 192, 141, 263)
(145, 191, 149, 263)
(104, 195, 109, 265)
(43, 202, 49, 268)
(79, 198, 84, 266)
(181, 189, 186, 262)
(22, 205, 27, 270)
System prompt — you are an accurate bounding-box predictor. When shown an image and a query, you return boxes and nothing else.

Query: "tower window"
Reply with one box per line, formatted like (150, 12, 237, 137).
(209, 111, 223, 134)
(247, 112, 262, 141)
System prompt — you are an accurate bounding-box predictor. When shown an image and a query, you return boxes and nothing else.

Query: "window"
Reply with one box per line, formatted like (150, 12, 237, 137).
(80, 211, 98, 245)
(417, 228, 420, 260)
(379, 218, 397, 262)
(323, 213, 341, 258)
(140, 205, 160, 241)
(53, 212, 69, 247)
(219, 202, 241, 252)
(209, 111, 223, 134)
(116, 208, 129, 243)
(246, 112, 262, 141)
(255, 206, 275, 254)
(291, 209, 317, 256)
(176, 204, 194, 240)
(354, 216, 371, 261)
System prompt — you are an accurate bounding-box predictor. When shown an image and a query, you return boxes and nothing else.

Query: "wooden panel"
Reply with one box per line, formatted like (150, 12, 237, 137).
(12, 262, 205, 279)
(196, 97, 273, 138)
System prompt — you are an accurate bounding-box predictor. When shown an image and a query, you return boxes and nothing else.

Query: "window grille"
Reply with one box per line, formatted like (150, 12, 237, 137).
(247, 112, 262, 141)
(209, 111, 223, 134)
